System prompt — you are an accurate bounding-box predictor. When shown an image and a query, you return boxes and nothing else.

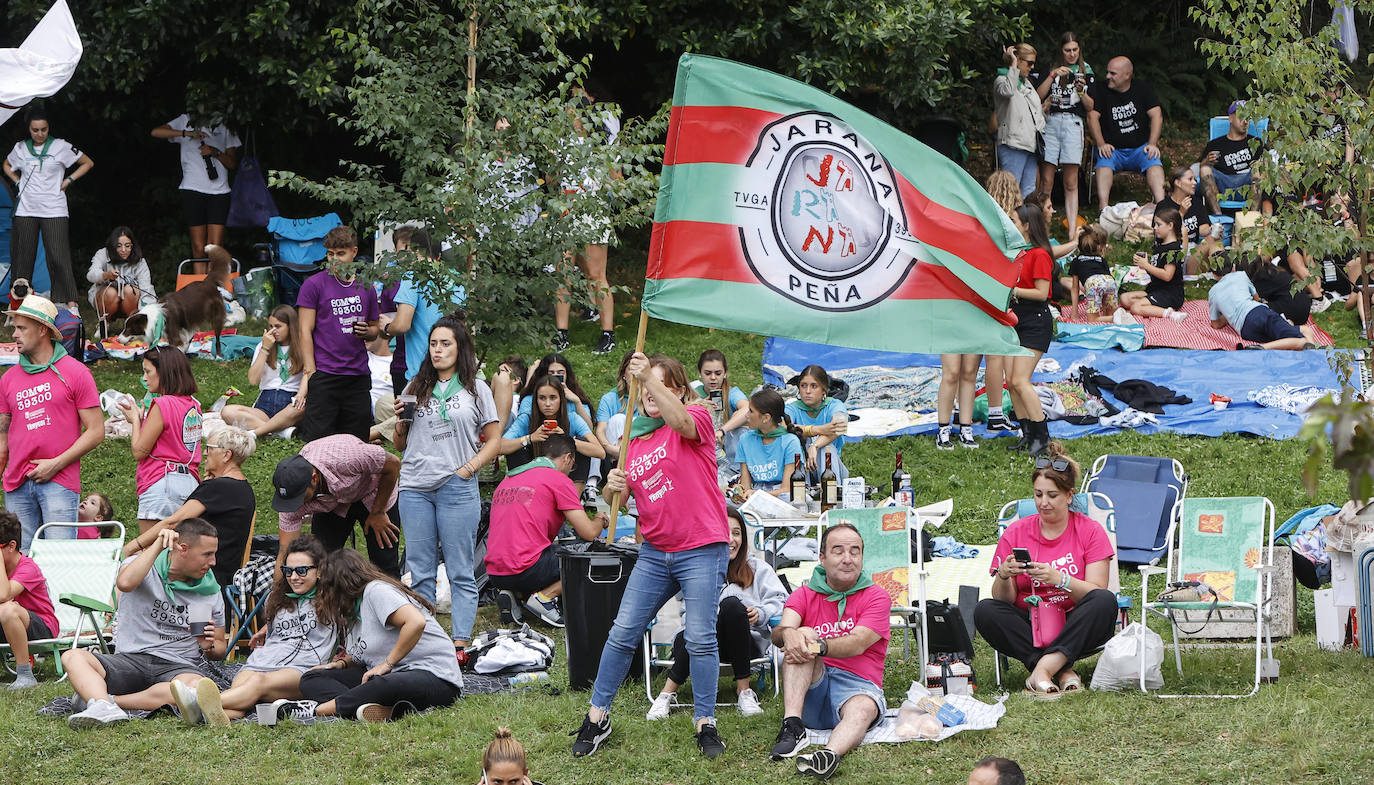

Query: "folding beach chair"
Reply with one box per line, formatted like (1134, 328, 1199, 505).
(820, 507, 930, 664)
(1, 522, 125, 680)
(641, 602, 782, 710)
(990, 493, 1120, 686)
(1081, 455, 1186, 566)
(267, 213, 341, 306)
(225, 528, 276, 658)
(1139, 497, 1277, 698)
(174, 256, 241, 291)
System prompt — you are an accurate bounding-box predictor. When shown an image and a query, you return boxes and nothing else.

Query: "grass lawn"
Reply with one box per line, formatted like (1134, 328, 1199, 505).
(10, 211, 1374, 784)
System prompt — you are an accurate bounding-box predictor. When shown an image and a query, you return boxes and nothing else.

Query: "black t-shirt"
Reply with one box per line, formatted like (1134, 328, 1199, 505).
(1089, 80, 1160, 149)
(1157, 195, 1210, 244)
(1201, 133, 1263, 176)
(1035, 64, 1095, 118)
(1144, 241, 1186, 301)
(189, 476, 257, 589)
(1069, 254, 1111, 283)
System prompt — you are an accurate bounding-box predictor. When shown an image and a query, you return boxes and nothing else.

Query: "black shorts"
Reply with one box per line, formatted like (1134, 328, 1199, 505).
(488, 543, 561, 596)
(181, 189, 231, 227)
(0, 613, 52, 643)
(1146, 289, 1185, 310)
(1013, 305, 1054, 354)
(93, 652, 209, 695)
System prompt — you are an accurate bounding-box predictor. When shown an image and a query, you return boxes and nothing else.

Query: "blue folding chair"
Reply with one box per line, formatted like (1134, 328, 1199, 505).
(1081, 455, 1186, 566)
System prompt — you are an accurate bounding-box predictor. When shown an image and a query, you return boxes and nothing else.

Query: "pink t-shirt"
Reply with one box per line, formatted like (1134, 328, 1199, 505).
(0, 356, 100, 493)
(622, 405, 728, 553)
(784, 583, 891, 687)
(990, 511, 1115, 611)
(486, 466, 582, 575)
(134, 395, 203, 495)
(8, 553, 59, 635)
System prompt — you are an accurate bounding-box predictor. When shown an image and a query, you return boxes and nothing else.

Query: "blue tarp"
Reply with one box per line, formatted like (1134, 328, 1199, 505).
(0, 186, 50, 294)
(762, 337, 1345, 441)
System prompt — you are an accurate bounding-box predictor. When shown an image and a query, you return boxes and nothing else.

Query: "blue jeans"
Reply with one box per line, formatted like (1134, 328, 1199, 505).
(590, 540, 728, 722)
(998, 144, 1039, 196)
(399, 474, 481, 642)
(5, 479, 78, 551)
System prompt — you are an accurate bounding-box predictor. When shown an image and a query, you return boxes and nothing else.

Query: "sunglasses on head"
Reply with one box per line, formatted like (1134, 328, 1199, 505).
(1034, 456, 1071, 472)
(281, 565, 316, 577)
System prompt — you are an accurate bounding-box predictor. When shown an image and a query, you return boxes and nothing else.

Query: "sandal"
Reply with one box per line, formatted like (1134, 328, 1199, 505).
(1023, 678, 1062, 701)
(1058, 673, 1084, 693)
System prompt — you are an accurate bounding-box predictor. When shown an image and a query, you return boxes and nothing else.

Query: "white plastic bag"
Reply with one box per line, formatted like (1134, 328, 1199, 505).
(1090, 622, 1164, 691)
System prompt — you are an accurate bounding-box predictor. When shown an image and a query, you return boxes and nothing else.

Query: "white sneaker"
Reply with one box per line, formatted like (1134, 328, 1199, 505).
(1112, 309, 1138, 326)
(170, 679, 203, 725)
(1163, 307, 1188, 322)
(196, 677, 229, 728)
(646, 691, 673, 720)
(737, 688, 763, 717)
(67, 698, 130, 729)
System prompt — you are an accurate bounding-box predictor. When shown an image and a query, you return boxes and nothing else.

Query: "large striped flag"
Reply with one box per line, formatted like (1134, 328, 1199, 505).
(645, 54, 1028, 355)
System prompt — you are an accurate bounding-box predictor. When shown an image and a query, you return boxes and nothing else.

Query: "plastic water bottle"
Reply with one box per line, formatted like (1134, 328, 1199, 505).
(509, 671, 550, 687)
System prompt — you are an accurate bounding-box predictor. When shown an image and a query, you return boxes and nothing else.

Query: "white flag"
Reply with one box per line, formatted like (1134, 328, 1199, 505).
(0, 0, 83, 125)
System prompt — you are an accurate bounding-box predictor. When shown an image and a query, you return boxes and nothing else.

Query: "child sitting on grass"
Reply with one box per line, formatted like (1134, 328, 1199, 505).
(1120, 206, 1189, 322)
(1068, 224, 1118, 323)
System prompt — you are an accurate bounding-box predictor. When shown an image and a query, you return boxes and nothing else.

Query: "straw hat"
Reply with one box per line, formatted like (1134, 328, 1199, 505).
(4, 294, 62, 340)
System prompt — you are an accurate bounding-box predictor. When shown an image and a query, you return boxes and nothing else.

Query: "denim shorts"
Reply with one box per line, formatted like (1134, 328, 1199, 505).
(1098, 145, 1162, 173)
(1043, 113, 1084, 166)
(253, 388, 295, 418)
(137, 470, 200, 520)
(1240, 306, 1302, 342)
(802, 664, 885, 731)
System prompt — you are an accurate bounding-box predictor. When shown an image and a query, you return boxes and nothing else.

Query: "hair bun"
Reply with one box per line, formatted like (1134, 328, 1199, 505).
(494, 727, 513, 740)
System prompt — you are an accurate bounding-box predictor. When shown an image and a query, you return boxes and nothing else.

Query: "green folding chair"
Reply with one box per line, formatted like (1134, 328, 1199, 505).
(1139, 497, 1277, 698)
(820, 507, 928, 663)
(2, 522, 124, 680)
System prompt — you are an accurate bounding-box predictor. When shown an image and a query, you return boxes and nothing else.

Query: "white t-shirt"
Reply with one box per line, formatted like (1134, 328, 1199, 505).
(368, 351, 393, 409)
(251, 343, 303, 394)
(5, 138, 81, 218)
(166, 114, 241, 195)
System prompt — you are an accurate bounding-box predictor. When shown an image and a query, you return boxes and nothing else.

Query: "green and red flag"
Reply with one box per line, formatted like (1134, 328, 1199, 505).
(645, 54, 1028, 355)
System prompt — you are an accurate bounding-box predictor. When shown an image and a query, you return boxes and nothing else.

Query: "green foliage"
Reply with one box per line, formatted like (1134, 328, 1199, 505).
(273, 0, 666, 352)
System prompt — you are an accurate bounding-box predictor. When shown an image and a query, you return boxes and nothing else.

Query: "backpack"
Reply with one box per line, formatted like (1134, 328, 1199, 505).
(924, 599, 977, 692)
(54, 306, 84, 363)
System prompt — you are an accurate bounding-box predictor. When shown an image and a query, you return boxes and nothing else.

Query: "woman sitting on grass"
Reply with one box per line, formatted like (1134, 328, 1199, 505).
(221, 304, 305, 438)
(296, 548, 463, 722)
(735, 390, 804, 500)
(500, 374, 605, 495)
(172, 536, 335, 726)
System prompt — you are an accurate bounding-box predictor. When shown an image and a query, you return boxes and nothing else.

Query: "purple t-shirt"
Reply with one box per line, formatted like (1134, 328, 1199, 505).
(297, 271, 378, 376)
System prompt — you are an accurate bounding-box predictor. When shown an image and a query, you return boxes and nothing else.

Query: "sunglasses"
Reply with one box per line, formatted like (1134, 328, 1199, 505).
(281, 565, 316, 577)
(1034, 456, 1071, 472)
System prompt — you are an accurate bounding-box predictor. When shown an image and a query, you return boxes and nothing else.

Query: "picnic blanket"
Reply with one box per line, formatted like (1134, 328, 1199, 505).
(804, 693, 1007, 746)
(100, 330, 253, 360)
(1058, 300, 1334, 350)
(763, 337, 1346, 441)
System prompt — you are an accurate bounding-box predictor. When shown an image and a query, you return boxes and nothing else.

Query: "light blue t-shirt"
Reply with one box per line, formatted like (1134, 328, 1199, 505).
(515, 395, 593, 433)
(393, 278, 466, 381)
(735, 430, 803, 485)
(785, 397, 848, 452)
(1208, 271, 1262, 330)
(503, 408, 593, 440)
(597, 389, 630, 423)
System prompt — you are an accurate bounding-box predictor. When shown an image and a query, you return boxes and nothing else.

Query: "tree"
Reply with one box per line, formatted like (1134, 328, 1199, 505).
(272, 0, 665, 354)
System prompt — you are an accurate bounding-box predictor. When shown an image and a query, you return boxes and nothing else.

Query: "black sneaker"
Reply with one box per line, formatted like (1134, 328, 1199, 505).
(935, 429, 953, 451)
(957, 429, 978, 449)
(770, 716, 808, 760)
(570, 712, 612, 757)
(986, 414, 1013, 431)
(495, 590, 523, 625)
(695, 722, 726, 759)
(552, 330, 570, 352)
(797, 748, 841, 779)
(582, 308, 601, 322)
(593, 331, 616, 355)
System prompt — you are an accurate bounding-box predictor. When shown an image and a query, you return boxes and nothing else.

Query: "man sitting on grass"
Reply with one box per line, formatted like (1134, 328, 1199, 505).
(486, 434, 606, 627)
(0, 510, 59, 689)
(769, 523, 889, 780)
(62, 519, 225, 729)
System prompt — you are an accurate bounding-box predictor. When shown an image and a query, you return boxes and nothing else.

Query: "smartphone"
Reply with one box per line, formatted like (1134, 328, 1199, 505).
(542, 419, 558, 432)
(550, 372, 566, 384)
(1012, 547, 1033, 566)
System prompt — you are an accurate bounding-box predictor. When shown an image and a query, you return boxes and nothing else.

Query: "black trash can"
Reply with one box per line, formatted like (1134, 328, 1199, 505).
(559, 540, 641, 690)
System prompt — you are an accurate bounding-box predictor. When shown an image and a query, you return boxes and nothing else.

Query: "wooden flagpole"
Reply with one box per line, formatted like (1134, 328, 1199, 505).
(606, 310, 649, 542)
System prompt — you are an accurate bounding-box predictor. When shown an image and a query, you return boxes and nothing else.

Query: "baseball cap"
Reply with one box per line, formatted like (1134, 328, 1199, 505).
(1228, 100, 1245, 115)
(271, 454, 316, 512)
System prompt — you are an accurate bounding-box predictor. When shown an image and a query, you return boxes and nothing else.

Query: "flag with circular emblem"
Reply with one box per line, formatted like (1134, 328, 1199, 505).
(645, 54, 1030, 355)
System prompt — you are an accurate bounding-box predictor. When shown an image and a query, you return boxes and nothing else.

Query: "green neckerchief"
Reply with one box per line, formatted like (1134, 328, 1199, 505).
(757, 424, 788, 439)
(154, 549, 220, 599)
(434, 374, 462, 422)
(506, 456, 556, 477)
(286, 587, 318, 600)
(147, 309, 167, 347)
(140, 377, 161, 411)
(18, 340, 67, 383)
(24, 137, 53, 172)
(805, 565, 874, 618)
(277, 347, 291, 383)
(629, 415, 666, 439)
(794, 396, 833, 417)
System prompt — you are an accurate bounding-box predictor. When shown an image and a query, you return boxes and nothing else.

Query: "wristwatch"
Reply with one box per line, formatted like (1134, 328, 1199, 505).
(818, 638, 829, 657)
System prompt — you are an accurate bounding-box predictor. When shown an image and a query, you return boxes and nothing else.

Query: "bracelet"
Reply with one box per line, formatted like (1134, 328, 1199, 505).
(1059, 571, 1072, 590)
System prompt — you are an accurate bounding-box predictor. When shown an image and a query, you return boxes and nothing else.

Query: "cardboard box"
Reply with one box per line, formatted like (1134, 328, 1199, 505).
(1314, 588, 1354, 651)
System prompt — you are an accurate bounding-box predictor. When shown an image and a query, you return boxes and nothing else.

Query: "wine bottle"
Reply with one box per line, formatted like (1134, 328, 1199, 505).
(891, 452, 904, 501)
(789, 453, 807, 507)
(820, 452, 838, 511)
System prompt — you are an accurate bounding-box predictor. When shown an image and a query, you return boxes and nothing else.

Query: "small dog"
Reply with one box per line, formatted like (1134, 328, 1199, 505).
(122, 245, 233, 356)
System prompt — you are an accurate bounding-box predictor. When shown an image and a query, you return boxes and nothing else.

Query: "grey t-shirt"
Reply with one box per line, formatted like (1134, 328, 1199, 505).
(243, 597, 336, 673)
(113, 556, 225, 665)
(343, 582, 463, 689)
(399, 379, 498, 492)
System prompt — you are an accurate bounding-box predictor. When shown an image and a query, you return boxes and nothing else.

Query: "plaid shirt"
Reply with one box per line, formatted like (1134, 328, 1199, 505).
(277, 434, 397, 533)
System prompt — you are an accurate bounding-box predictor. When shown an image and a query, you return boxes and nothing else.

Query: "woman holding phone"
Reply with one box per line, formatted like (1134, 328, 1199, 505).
(500, 374, 604, 493)
(973, 442, 1116, 699)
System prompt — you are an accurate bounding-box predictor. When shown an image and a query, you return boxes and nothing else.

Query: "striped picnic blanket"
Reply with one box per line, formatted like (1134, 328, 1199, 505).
(1059, 300, 1333, 350)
